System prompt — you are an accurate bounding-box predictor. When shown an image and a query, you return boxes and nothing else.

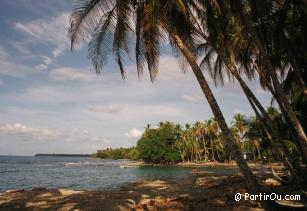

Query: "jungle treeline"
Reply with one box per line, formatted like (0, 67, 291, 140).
(94, 108, 300, 164)
(70, 0, 306, 208)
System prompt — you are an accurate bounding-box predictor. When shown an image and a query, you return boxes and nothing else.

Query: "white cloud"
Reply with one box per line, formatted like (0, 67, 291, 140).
(182, 94, 204, 103)
(125, 56, 193, 81)
(0, 122, 108, 145)
(88, 104, 123, 114)
(0, 47, 36, 77)
(125, 128, 143, 139)
(42, 56, 52, 65)
(52, 48, 62, 58)
(0, 123, 58, 140)
(34, 64, 48, 70)
(50, 67, 97, 81)
(14, 12, 70, 58)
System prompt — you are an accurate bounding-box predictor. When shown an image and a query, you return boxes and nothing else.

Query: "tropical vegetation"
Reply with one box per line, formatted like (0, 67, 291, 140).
(94, 108, 301, 165)
(69, 0, 306, 209)
(93, 147, 139, 160)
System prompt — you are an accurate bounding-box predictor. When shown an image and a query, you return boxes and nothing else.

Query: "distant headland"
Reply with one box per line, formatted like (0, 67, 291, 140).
(35, 154, 92, 157)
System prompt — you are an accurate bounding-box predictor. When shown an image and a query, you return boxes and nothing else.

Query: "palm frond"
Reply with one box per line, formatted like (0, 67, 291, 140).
(142, 1, 162, 81)
(113, 0, 133, 78)
(88, 6, 116, 74)
(135, 3, 146, 78)
(68, 0, 114, 50)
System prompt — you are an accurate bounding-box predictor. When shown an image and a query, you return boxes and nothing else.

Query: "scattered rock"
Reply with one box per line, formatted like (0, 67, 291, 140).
(5, 189, 24, 194)
(32, 187, 47, 191)
(264, 178, 281, 186)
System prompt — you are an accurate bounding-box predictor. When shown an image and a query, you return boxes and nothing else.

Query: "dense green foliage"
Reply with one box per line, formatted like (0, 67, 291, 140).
(70, 0, 307, 194)
(95, 107, 300, 164)
(136, 122, 181, 164)
(93, 147, 139, 160)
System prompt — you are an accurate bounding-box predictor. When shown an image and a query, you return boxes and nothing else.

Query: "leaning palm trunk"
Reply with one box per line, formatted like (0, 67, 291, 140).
(225, 0, 307, 161)
(270, 70, 307, 161)
(254, 43, 307, 162)
(169, 32, 261, 193)
(227, 65, 305, 179)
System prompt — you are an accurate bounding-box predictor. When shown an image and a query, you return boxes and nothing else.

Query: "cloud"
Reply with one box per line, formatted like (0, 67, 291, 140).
(14, 12, 70, 58)
(88, 104, 123, 114)
(34, 64, 48, 70)
(182, 94, 204, 103)
(52, 48, 62, 58)
(0, 46, 36, 77)
(0, 122, 108, 144)
(42, 56, 52, 65)
(126, 56, 192, 81)
(0, 123, 58, 140)
(49, 67, 97, 81)
(125, 128, 143, 139)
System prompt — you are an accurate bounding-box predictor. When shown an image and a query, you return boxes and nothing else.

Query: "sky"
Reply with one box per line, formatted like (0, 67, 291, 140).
(0, 0, 273, 155)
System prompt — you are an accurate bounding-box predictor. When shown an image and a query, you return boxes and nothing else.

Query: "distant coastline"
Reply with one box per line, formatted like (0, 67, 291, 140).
(35, 154, 92, 157)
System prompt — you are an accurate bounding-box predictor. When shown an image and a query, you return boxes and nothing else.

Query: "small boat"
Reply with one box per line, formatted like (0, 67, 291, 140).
(189, 169, 213, 174)
(119, 165, 139, 168)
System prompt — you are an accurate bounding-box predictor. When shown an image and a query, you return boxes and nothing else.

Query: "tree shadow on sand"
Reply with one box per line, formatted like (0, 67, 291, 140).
(0, 173, 306, 211)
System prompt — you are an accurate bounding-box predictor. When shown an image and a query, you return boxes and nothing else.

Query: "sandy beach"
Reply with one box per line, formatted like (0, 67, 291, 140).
(1, 163, 305, 211)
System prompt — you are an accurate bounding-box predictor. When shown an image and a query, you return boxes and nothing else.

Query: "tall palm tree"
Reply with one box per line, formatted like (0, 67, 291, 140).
(193, 121, 206, 160)
(232, 114, 248, 138)
(232, 114, 248, 155)
(205, 118, 219, 161)
(237, 0, 307, 161)
(194, 0, 307, 167)
(68, 0, 262, 198)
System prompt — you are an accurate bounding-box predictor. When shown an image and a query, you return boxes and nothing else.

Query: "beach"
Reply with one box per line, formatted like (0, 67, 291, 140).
(1, 163, 305, 210)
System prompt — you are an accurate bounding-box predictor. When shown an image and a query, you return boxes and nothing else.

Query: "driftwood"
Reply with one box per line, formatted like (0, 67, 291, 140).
(270, 166, 286, 183)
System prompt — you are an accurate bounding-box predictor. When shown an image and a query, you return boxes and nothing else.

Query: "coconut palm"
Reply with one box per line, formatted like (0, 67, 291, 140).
(231, 114, 248, 154)
(68, 0, 264, 198)
(192, 0, 296, 166)
(235, 0, 307, 161)
(192, 1, 307, 179)
(204, 118, 219, 161)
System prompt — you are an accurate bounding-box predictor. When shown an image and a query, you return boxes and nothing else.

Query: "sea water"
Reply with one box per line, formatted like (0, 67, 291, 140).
(0, 156, 238, 192)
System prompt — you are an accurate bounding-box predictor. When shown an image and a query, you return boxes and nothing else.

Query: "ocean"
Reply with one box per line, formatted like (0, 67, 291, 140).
(0, 156, 238, 192)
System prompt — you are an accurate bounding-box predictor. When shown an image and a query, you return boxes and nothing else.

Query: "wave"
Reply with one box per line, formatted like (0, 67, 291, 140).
(63, 160, 130, 167)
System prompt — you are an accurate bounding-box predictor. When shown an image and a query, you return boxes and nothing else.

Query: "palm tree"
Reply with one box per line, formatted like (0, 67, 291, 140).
(236, 0, 307, 161)
(193, 0, 307, 174)
(68, 0, 262, 198)
(231, 114, 248, 154)
(204, 118, 219, 161)
(232, 114, 248, 138)
(193, 0, 292, 164)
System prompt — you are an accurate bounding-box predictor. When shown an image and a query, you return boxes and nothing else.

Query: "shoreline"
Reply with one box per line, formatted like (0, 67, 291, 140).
(121, 160, 281, 169)
(1, 162, 305, 210)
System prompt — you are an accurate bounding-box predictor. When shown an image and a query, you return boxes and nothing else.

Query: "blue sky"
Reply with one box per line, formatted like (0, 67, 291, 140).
(0, 0, 273, 155)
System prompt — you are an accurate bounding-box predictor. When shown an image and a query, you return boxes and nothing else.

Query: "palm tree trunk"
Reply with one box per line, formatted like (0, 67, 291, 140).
(270, 70, 307, 161)
(227, 65, 293, 165)
(256, 44, 307, 161)
(227, 65, 307, 175)
(202, 136, 207, 161)
(237, 2, 307, 161)
(227, 66, 268, 118)
(210, 137, 215, 161)
(170, 32, 261, 193)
